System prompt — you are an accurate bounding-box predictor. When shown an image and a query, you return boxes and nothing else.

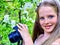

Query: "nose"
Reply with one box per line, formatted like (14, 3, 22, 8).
(44, 18, 49, 24)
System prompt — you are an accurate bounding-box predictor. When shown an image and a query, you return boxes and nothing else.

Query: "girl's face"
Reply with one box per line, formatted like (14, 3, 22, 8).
(39, 6, 57, 33)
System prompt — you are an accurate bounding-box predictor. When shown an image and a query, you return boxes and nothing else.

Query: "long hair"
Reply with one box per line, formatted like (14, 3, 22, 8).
(32, 13, 44, 42)
(32, 0, 60, 44)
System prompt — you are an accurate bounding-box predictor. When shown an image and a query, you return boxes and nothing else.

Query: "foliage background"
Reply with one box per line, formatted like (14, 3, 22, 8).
(0, 0, 41, 45)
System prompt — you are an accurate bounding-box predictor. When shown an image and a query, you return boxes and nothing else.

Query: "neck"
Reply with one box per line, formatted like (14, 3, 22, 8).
(44, 32, 51, 38)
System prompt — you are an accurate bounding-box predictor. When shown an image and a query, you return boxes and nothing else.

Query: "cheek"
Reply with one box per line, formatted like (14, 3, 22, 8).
(52, 17, 57, 24)
(39, 20, 44, 26)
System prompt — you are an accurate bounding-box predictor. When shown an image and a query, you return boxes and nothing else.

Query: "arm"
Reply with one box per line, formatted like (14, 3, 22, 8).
(51, 38, 60, 45)
(22, 37, 33, 45)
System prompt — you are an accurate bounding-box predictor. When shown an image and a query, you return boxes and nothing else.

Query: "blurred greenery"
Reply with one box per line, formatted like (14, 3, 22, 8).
(0, 0, 41, 45)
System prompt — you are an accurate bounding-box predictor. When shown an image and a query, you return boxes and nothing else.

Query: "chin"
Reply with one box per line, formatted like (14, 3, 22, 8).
(45, 28, 54, 33)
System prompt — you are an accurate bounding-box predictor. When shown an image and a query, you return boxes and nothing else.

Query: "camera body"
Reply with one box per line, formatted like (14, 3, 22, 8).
(8, 26, 22, 43)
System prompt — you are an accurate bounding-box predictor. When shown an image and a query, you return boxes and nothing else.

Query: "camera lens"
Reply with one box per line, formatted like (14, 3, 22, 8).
(8, 31, 22, 43)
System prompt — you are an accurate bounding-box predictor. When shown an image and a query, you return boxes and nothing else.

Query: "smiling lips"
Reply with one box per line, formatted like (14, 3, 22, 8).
(45, 25, 52, 29)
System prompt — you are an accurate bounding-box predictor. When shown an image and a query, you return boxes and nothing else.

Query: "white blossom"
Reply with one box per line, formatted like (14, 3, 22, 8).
(19, 7, 23, 10)
(11, 20, 16, 28)
(24, 2, 33, 10)
(29, 18, 35, 23)
(3, 14, 10, 23)
(23, 10, 29, 15)
(33, 0, 38, 3)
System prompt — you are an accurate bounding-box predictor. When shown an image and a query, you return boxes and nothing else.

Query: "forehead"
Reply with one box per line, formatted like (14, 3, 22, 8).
(39, 6, 56, 16)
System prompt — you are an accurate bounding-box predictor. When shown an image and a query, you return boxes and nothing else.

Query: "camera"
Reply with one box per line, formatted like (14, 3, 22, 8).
(8, 26, 22, 43)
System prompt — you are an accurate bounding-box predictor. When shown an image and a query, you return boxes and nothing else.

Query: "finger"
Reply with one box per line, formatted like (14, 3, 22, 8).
(18, 29, 22, 33)
(23, 24, 28, 30)
(17, 24, 22, 30)
(18, 23, 25, 29)
(18, 29, 22, 37)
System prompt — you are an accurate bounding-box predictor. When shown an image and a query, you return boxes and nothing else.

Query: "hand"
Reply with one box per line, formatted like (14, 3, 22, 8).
(17, 23, 33, 45)
(17, 23, 30, 41)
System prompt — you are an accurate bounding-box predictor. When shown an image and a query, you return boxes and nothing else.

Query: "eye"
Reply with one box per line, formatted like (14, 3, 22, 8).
(48, 15, 54, 19)
(39, 17, 44, 20)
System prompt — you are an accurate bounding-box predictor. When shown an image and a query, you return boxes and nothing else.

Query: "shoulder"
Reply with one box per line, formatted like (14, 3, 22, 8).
(52, 38, 60, 45)
(34, 34, 44, 45)
(35, 34, 44, 41)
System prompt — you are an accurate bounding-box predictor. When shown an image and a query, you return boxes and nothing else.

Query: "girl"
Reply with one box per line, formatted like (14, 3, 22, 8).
(17, 0, 60, 45)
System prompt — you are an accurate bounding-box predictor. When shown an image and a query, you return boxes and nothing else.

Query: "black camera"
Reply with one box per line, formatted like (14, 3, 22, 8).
(8, 26, 22, 43)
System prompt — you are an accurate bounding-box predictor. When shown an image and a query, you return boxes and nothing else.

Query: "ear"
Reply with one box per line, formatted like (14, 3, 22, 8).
(51, 38, 60, 45)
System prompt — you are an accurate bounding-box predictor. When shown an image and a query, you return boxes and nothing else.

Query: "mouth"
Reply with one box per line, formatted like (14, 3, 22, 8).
(45, 25, 52, 29)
